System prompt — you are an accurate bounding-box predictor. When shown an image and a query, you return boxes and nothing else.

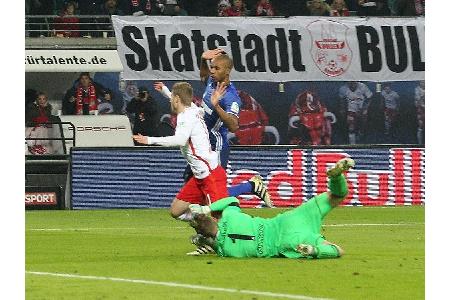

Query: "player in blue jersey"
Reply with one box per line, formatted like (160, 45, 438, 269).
(154, 49, 272, 208)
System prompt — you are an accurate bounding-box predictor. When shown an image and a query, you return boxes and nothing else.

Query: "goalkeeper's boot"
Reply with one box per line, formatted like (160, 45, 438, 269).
(326, 157, 355, 178)
(186, 245, 216, 256)
(249, 175, 274, 208)
(296, 244, 317, 257)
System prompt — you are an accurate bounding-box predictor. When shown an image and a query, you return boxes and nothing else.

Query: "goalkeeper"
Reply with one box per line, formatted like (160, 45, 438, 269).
(188, 157, 354, 259)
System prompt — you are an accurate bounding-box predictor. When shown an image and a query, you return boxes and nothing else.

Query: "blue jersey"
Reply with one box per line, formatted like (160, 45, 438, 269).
(201, 77, 241, 152)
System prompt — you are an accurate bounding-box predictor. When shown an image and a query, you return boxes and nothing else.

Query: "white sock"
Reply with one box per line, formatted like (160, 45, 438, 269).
(177, 210, 193, 222)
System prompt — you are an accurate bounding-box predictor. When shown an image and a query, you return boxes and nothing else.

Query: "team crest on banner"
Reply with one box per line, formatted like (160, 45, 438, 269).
(307, 20, 352, 77)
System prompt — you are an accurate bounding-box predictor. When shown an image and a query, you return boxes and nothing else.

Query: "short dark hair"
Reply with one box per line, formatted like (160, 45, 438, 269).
(213, 54, 234, 71)
(79, 72, 91, 80)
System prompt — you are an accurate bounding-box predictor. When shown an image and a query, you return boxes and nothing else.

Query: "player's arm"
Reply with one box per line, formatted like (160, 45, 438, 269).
(200, 48, 226, 84)
(189, 197, 240, 215)
(133, 116, 193, 146)
(154, 82, 172, 99)
(211, 82, 239, 133)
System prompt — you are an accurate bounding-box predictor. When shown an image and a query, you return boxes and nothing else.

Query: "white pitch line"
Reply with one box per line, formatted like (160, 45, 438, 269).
(26, 271, 331, 300)
(27, 223, 423, 232)
(323, 223, 424, 227)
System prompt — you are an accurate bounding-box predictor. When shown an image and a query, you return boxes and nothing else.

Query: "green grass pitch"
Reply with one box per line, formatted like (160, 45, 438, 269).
(26, 206, 424, 300)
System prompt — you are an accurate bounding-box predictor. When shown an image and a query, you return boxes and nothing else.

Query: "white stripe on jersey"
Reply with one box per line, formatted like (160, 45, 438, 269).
(212, 118, 223, 151)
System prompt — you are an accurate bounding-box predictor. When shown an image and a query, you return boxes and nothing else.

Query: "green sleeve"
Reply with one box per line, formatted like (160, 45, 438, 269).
(210, 197, 240, 212)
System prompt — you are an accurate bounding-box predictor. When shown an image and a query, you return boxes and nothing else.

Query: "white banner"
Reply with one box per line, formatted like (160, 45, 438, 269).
(25, 50, 124, 72)
(59, 115, 133, 148)
(112, 16, 424, 82)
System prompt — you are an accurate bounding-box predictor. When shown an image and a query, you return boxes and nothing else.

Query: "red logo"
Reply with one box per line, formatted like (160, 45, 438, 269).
(25, 192, 57, 206)
(307, 20, 352, 77)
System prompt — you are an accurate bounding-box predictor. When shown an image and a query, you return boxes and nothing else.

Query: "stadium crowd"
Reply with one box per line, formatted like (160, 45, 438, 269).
(26, 0, 426, 37)
(26, 0, 426, 17)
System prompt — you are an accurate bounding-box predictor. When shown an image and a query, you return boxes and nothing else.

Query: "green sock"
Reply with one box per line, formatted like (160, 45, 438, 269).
(328, 174, 348, 197)
(315, 244, 340, 259)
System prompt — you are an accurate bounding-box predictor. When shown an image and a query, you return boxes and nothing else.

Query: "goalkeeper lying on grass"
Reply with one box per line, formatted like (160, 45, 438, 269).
(188, 157, 355, 258)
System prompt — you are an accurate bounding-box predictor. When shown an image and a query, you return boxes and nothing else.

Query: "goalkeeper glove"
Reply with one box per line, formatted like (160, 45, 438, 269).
(189, 204, 211, 215)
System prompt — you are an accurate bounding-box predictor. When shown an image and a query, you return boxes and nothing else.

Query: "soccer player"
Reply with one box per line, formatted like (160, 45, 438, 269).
(133, 82, 228, 221)
(187, 157, 355, 258)
(153, 49, 272, 206)
(339, 81, 373, 144)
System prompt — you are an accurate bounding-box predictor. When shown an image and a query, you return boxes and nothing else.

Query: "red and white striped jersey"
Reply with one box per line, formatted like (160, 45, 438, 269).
(147, 105, 218, 179)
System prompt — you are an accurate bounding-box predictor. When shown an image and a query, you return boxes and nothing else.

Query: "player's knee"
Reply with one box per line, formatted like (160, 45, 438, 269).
(169, 207, 180, 219)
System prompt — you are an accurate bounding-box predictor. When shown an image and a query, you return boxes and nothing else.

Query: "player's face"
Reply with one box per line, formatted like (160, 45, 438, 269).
(210, 59, 229, 83)
(170, 94, 179, 113)
(348, 82, 357, 91)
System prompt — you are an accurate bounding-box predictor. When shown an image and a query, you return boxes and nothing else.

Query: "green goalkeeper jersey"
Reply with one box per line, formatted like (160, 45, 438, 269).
(212, 197, 280, 258)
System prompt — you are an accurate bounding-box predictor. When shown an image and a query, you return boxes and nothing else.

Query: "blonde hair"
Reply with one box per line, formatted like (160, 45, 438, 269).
(172, 82, 193, 106)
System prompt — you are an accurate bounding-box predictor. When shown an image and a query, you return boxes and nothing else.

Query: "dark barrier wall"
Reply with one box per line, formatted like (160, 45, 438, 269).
(93, 72, 424, 145)
(71, 146, 424, 209)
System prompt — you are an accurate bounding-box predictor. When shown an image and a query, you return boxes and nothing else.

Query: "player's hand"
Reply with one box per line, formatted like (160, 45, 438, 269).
(153, 81, 165, 92)
(189, 204, 211, 215)
(201, 48, 225, 60)
(211, 82, 227, 108)
(133, 133, 148, 145)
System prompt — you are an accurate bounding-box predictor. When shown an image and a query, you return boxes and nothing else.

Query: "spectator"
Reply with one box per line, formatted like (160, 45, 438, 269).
(395, 0, 424, 16)
(95, 0, 124, 37)
(126, 86, 160, 144)
(221, 0, 249, 16)
(329, 0, 350, 16)
(307, 0, 330, 16)
(53, 1, 80, 37)
(173, 4, 188, 15)
(26, 91, 53, 125)
(98, 89, 115, 114)
(217, 0, 231, 16)
(120, 80, 140, 114)
(25, 92, 56, 155)
(255, 0, 275, 16)
(62, 72, 106, 115)
(120, 0, 161, 15)
(159, 0, 180, 15)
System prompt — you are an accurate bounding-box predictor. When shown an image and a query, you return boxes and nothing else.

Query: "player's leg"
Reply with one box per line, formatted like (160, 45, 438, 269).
(171, 177, 204, 221)
(170, 198, 191, 219)
(297, 239, 344, 259)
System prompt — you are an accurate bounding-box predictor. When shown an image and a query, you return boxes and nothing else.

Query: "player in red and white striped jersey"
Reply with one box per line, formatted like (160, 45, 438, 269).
(133, 81, 228, 222)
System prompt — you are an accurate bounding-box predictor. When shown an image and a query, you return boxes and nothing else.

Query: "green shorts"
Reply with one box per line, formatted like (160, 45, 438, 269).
(274, 192, 332, 258)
